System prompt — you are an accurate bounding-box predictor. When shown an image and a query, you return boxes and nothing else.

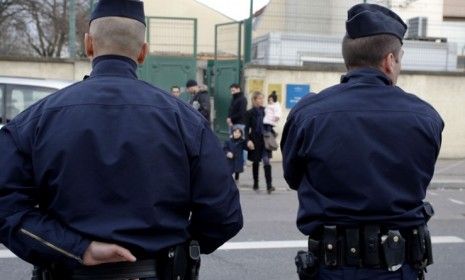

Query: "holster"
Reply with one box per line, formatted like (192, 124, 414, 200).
(404, 201, 434, 279)
(159, 240, 201, 280)
(295, 238, 319, 280)
(32, 266, 52, 280)
(405, 225, 433, 269)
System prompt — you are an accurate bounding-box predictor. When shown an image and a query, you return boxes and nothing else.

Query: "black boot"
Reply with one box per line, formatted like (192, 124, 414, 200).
(252, 162, 259, 190)
(264, 165, 275, 194)
(234, 172, 240, 181)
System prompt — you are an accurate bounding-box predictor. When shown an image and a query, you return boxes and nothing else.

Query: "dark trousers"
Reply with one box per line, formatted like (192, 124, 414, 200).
(252, 162, 272, 189)
(317, 265, 418, 280)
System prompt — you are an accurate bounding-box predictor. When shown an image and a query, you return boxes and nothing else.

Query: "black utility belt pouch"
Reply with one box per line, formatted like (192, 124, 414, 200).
(322, 225, 338, 267)
(381, 230, 406, 272)
(345, 228, 361, 266)
(363, 225, 381, 267)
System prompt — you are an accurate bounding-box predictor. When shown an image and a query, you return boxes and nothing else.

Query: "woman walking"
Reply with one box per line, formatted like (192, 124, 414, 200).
(244, 91, 275, 194)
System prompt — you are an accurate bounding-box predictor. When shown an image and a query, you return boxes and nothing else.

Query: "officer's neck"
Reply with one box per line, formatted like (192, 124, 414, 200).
(91, 52, 138, 64)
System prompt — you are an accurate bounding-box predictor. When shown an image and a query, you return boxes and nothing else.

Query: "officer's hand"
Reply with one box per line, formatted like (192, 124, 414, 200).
(226, 118, 233, 127)
(227, 152, 234, 159)
(83, 241, 137, 266)
(247, 140, 255, 150)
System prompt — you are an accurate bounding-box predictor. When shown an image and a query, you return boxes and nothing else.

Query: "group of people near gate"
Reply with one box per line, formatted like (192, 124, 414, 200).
(171, 80, 282, 194)
(0, 0, 443, 280)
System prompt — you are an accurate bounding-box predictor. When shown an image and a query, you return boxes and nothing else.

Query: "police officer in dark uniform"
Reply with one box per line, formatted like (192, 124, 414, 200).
(281, 4, 443, 280)
(0, 0, 243, 279)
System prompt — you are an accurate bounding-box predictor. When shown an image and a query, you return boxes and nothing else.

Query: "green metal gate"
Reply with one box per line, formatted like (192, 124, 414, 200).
(210, 21, 244, 140)
(138, 17, 197, 102)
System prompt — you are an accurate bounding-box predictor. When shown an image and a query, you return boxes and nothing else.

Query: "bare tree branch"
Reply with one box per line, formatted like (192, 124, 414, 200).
(2, 0, 90, 58)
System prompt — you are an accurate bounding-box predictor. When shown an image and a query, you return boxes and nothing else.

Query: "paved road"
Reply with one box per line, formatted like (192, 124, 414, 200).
(1, 188, 465, 280)
(238, 159, 465, 191)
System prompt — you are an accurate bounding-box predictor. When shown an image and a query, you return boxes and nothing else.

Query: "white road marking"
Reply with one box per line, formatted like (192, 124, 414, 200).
(1, 236, 464, 259)
(0, 250, 16, 258)
(218, 236, 465, 250)
(220, 240, 307, 250)
(449, 198, 465, 205)
(431, 236, 465, 244)
(427, 191, 438, 196)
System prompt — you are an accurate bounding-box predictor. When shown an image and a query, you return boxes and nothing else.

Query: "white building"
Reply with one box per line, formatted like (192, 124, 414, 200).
(252, 0, 465, 71)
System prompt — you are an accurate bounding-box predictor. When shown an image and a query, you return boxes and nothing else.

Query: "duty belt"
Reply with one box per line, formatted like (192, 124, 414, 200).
(71, 259, 157, 280)
(309, 224, 433, 271)
(32, 240, 201, 280)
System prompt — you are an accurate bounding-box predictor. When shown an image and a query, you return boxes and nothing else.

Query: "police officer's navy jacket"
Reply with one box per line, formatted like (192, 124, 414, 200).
(281, 68, 443, 235)
(0, 55, 243, 267)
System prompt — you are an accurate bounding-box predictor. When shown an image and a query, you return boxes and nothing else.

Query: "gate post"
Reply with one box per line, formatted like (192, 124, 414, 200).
(244, 0, 254, 64)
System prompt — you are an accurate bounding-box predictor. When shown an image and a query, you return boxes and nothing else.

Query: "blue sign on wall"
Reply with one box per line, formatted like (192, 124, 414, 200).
(286, 84, 310, 109)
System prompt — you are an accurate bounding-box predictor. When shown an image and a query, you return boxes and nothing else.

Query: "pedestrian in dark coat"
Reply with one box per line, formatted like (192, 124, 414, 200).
(227, 83, 247, 130)
(186, 80, 211, 123)
(224, 127, 247, 181)
(244, 91, 275, 194)
(0, 1, 242, 279)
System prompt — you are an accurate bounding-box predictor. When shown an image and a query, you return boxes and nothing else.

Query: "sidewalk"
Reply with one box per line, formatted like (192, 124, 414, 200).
(237, 159, 465, 191)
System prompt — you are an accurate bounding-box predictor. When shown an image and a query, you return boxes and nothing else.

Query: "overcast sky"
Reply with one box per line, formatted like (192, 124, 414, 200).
(196, 0, 271, 20)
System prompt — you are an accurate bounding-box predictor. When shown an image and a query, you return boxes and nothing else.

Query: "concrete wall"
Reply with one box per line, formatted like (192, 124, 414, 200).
(0, 59, 91, 82)
(1, 59, 463, 159)
(244, 65, 465, 160)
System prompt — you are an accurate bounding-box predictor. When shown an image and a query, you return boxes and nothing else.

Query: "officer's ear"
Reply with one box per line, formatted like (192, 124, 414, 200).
(388, 53, 397, 73)
(381, 53, 396, 76)
(85, 33, 94, 60)
(137, 43, 149, 64)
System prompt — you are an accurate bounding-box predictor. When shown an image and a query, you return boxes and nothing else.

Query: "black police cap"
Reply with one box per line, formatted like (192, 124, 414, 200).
(346, 4, 407, 43)
(90, 0, 146, 26)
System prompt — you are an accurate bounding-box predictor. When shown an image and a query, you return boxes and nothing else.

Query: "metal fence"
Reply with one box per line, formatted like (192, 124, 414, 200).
(146, 17, 197, 57)
(215, 22, 244, 61)
(251, 0, 465, 72)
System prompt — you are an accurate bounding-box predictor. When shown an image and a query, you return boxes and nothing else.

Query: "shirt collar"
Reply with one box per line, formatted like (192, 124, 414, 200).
(340, 68, 393, 86)
(90, 55, 138, 79)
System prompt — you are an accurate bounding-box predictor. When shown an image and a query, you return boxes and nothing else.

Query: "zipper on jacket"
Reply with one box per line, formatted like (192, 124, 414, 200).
(20, 228, 83, 263)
